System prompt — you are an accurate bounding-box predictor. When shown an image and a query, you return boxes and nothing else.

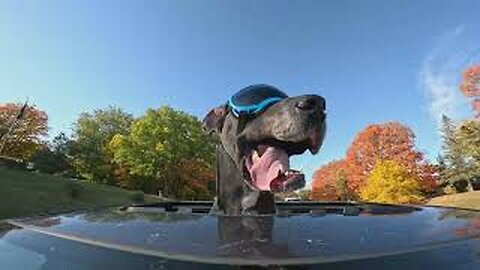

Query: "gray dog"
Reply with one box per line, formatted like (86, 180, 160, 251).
(203, 84, 326, 215)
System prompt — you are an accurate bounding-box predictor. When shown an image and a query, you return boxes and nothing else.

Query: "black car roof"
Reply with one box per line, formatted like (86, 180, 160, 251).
(6, 202, 480, 266)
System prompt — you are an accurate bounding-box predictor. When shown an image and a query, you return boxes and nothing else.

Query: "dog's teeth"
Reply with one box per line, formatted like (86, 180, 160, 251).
(285, 170, 300, 176)
(252, 150, 260, 163)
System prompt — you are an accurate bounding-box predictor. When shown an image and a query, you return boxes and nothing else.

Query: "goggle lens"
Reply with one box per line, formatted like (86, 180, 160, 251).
(228, 84, 288, 117)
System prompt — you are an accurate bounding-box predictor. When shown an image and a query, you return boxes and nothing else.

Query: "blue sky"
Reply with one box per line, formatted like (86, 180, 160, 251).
(1, 0, 479, 184)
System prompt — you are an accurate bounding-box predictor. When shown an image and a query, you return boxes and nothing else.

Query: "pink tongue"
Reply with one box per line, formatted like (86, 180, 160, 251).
(245, 145, 289, 191)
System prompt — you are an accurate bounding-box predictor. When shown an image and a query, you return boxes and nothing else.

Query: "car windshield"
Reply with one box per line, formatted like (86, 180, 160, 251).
(0, 1, 479, 269)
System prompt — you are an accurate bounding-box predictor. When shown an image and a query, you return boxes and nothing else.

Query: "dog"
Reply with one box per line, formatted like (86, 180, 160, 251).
(203, 84, 326, 215)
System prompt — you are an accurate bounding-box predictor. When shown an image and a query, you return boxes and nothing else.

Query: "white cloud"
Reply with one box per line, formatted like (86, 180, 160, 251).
(419, 25, 479, 126)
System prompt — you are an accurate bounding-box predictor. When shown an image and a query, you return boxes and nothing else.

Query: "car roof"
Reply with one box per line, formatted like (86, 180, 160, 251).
(6, 202, 480, 266)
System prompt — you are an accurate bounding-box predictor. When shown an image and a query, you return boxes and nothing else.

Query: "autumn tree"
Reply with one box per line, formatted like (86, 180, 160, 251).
(171, 159, 215, 200)
(312, 160, 352, 201)
(109, 106, 216, 199)
(345, 122, 437, 195)
(0, 103, 48, 160)
(360, 160, 424, 204)
(70, 106, 133, 184)
(460, 65, 480, 119)
(335, 169, 350, 201)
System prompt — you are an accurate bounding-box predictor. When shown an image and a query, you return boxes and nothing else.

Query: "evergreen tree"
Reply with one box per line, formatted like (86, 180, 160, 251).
(439, 115, 472, 191)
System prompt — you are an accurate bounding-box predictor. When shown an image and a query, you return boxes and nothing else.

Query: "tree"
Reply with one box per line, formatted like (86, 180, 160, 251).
(345, 122, 436, 195)
(30, 132, 75, 175)
(70, 106, 133, 184)
(436, 154, 447, 181)
(109, 106, 216, 199)
(456, 120, 480, 190)
(30, 146, 70, 175)
(456, 120, 480, 164)
(312, 160, 351, 201)
(360, 160, 424, 204)
(460, 65, 480, 119)
(335, 169, 350, 201)
(51, 132, 72, 155)
(170, 159, 215, 200)
(439, 115, 471, 190)
(297, 189, 312, 201)
(0, 103, 48, 160)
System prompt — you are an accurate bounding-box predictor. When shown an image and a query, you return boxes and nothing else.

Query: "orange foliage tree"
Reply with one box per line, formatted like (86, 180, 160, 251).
(312, 160, 352, 201)
(112, 158, 215, 200)
(460, 65, 480, 119)
(0, 103, 48, 160)
(172, 159, 215, 200)
(345, 122, 437, 195)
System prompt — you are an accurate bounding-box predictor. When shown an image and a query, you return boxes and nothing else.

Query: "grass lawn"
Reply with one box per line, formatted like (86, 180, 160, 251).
(428, 191, 480, 210)
(0, 168, 159, 220)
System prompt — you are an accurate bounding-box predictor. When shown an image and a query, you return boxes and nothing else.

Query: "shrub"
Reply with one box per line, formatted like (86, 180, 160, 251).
(30, 147, 73, 175)
(442, 185, 457, 195)
(129, 191, 145, 203)
(0, 157, 27, 171)
(65, 181, 84, 199)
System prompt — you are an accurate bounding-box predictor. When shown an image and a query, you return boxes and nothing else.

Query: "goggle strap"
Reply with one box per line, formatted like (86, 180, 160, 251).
(228, 96, 284, 118)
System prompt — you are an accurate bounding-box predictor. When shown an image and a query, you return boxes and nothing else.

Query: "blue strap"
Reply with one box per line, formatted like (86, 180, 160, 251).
(228, 96, 284, 117)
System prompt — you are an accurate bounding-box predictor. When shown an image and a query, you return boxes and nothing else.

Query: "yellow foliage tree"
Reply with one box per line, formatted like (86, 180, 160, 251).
(360, 160, 424, 204)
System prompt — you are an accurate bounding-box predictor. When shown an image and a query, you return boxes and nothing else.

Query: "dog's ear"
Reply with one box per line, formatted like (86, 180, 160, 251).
(202, 105, 227, 134)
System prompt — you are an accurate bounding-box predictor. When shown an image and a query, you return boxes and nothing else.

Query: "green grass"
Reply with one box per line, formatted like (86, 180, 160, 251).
(428, 191, 480, 210)
(0, 168, 159, 220)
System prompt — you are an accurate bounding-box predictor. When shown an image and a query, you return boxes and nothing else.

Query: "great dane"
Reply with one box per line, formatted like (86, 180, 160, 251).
(203, 84, 326, 215)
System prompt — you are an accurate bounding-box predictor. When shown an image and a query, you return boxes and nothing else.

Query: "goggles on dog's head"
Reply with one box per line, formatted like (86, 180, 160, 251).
(227, 84, 288, 117)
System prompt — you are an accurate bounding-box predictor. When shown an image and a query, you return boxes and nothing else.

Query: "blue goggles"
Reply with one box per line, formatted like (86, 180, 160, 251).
(227, 84, 288, 117)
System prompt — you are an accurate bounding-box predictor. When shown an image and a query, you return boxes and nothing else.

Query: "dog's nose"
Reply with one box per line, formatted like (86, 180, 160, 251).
(295, 96, 325, 112)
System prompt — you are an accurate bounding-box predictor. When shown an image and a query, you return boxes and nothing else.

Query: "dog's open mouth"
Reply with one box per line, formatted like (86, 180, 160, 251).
(243, 125, 323, 192)
(245, 144, 306, 193)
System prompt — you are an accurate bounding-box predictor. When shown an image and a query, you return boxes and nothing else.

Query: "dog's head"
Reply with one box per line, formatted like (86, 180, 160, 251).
(204, 84, 326, 195)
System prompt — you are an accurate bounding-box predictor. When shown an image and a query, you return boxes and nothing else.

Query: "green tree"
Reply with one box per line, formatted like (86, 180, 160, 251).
(456, 120, 480, 189)
(30, 132, 75, 175)
(70, 106, 133, 184)
(297, 189, 312, 201)
(109, 106, 216, 199)
(440, 116, 478, 192)
(457, 120, 480, 164)
(51, 132, 72, 155)
(360, 160, 423, 204)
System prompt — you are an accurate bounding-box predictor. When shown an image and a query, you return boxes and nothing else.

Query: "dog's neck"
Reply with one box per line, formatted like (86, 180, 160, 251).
(214, 145, 276, 215)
